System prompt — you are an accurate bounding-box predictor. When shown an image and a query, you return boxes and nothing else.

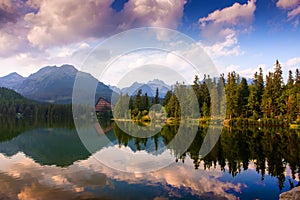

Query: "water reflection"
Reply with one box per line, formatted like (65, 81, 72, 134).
(0, 152, 242, 200)
(114, 122, 300, 191)
(0, 118, 299, 199)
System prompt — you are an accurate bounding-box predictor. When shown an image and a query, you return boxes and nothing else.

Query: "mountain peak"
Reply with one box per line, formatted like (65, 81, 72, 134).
(59, 64, 78, 72)
(147, 79, 167, 85)
(29, 64, 78, 80)
(3, 72, 24, 79)
(0, 72, 25, 89)
(12, 64, 113, 103)
(115, 79, 170, 97)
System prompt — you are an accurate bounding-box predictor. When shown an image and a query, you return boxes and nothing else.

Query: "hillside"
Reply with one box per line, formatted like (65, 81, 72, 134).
(0, 87, 30, 103)
(0, 87, 73, 121)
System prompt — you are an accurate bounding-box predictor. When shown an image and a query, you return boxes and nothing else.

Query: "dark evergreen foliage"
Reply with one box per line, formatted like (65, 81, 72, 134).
(0, 87, 73, 121)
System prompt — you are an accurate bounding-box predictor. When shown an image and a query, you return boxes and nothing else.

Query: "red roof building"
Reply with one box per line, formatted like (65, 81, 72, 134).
(95, 98, 114, 112)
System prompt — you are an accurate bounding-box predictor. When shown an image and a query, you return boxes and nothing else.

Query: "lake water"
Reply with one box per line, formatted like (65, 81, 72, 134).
(0, 118, 299, 199)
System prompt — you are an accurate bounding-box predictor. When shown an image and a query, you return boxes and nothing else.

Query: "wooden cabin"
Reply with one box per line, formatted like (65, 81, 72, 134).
(95, 98, 114, 112)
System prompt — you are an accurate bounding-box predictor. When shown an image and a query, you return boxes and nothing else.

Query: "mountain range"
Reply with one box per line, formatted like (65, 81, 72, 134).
(0, 65, 172, 104)
(109, 79, 171, 98)
(0, 65, 114, 104)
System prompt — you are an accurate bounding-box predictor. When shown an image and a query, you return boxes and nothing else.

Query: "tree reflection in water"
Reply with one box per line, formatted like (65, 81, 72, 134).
(113, 122, 300, 191)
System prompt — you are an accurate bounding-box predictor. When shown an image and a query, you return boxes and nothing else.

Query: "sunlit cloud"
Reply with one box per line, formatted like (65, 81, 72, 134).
(198, 0, 256, 40)
(198, 0, 256, 60)
(276, 0, 300, 26)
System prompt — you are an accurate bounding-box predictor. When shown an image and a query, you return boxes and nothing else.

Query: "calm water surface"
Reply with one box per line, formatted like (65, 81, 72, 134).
(0, 118, 299, 200)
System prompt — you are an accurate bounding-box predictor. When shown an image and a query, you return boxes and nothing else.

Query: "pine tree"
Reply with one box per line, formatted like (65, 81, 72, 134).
(210, 79, 219, 118)
(192, 75, 201, 105)
(129, 96, 134, 110)
(261, 72, 274, 118)
(261, 60, 284, 118)
(225, 71, 239, 119)
(287, 70, 294, 90)
(218, 74, 227, 118)
(238, 77, 249, 117)
(273, 60, 285, 116)
(166, 94, 180, 118)
(154, 88, 159, 104)
(248, 68, 264, 118)
(163, 90, 172, 106)
(293, 69, 300, 120)
(135, 89, 142, 111)
(200, 76, 211, 117)
(140, 92, 149, 111)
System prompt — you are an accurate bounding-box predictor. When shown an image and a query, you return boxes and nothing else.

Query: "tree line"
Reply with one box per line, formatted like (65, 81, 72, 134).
(114, 60, 300, 124)
(0, 87, 73, 122)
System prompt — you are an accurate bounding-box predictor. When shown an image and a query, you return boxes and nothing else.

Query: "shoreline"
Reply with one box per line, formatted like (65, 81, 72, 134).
(111, 117, 300, 128)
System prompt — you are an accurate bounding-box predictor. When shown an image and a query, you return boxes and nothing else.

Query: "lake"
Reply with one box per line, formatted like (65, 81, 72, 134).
(0, 118, 299, 199)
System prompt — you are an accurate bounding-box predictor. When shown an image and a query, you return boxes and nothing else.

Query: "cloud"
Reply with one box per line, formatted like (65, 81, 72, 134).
(0, 0, 187, 55)
(198, 0, 256, 58)
(25, 0, 117, 48)
(24, 0, 186, 49)
(0, 151, 244, 199)
(288, 5, 300, 19)
(0, 0, 35, 56)
(0, 0, 23, 25)
(286, 57, 300, 67)
(276, 0, 300, 26)
(203, 31, 243, 57)
(276, 0, 299, 9)
(122, 0, 186, 29)
(199, 0, 256, 28)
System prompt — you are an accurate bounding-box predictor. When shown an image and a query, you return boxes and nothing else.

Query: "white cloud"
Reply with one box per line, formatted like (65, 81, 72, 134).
(286, 57, 300, 67)
(276, 0, 299, 9)
(203, 32, 243, 57)
(215, 63, 273, 80)
(199, 0, 256, 27)
(98, 49, 196, 87)
(276, 0, 300, 25)
(198, 0, 256, 59)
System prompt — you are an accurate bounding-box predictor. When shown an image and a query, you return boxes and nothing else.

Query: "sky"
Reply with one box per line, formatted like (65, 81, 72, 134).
(0, 0, 300, 85)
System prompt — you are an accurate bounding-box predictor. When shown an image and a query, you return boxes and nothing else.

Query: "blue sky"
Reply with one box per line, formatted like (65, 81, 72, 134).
(0, 0, 299, 84)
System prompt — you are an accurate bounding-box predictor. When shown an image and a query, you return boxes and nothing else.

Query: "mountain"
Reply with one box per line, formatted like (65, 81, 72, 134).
(108, 85, 121, 94)
(112, 79, 171, 98)
(0, 65, 115, 104)
(122, 82, 154, 96)
(147, 79, 171, 97)
(0, 72, 25, 89)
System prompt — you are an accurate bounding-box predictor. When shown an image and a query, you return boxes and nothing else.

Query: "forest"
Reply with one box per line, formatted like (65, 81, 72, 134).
(114, 60, 300, 126)
(0, 87, 73, 122)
